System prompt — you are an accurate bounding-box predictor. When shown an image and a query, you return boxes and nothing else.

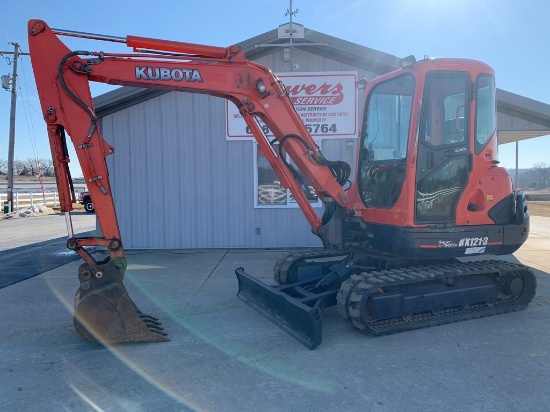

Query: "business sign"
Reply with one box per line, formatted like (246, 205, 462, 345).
(226, 71, 358, 140)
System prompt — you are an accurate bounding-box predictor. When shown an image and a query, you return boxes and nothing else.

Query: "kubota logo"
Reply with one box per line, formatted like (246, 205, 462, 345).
(135, 66, 203, 82)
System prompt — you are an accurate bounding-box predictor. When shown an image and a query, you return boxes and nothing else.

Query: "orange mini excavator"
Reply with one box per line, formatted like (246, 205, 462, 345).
(28, 20, 535, 348)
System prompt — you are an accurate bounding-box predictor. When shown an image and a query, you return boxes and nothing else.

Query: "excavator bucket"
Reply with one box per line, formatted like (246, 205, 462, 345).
(73, 257, 169, 344)
(236, 267, 338, 349)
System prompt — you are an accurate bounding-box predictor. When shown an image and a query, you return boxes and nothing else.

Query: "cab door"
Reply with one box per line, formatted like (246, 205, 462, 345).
(415, 72, 470, 223)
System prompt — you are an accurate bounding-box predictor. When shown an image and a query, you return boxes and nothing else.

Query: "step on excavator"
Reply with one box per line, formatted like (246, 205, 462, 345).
(28, 20, 536, 348)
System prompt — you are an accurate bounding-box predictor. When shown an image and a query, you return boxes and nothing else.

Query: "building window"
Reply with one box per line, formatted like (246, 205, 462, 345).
(254, 143, 322, 208)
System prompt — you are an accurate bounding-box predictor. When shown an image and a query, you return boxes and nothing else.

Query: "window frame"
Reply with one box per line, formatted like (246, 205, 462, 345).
(419, 71, 470, 149)
(474, 73, 496, 154)
(358, 73, 415, 208)
(253, 141, 324, 209)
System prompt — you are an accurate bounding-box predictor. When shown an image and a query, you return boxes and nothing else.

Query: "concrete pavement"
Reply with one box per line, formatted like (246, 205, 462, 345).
(0, 211, 97, 251)
(0, 212, 98, 287)
(1, 215, 550, 411)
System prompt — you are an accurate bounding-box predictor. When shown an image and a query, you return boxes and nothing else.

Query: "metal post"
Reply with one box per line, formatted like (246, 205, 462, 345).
(288, 0, 294, 48)
(285, 0, 298, 68)
(6, 43, 20, 213)
(515, 140, 519, 196)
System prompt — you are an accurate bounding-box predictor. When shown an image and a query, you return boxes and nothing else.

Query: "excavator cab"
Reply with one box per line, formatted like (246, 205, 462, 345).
(348, 58, 529, 259)
(357, 67, 474, 223)
(356, 59, 482, 225)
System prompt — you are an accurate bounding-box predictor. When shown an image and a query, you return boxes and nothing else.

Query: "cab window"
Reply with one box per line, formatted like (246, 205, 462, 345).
(358, 74, 414, 208)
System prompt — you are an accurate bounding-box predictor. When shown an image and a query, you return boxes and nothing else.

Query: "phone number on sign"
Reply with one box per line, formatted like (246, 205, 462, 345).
(245, 123, 338, 135)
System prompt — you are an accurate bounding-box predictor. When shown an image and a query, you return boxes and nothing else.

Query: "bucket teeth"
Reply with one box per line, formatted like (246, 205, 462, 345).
(73, 257, 170, 344)
(139, 314, 161, 322)
(143, 321, 165, 331)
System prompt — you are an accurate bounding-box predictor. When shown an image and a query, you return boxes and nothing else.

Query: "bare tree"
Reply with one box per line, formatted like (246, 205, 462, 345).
(22, 158, 40, 176)
(532, 162, 550, 189)
(0, 158, 56, 177)
(39, 158, 54, 177)
(519, 168, 538, 189)
(13, 159, 28, 176)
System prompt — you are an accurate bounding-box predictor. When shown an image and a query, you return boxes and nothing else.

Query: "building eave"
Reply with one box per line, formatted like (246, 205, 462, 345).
(93, 25, 550, 147)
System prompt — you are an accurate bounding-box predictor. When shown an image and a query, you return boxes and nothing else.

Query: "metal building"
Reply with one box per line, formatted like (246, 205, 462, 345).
(94, 24, 550, 249)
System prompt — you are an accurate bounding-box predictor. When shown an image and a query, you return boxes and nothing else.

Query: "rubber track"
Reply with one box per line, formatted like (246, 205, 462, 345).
(336, 260, 537, 335)
(273, 249, 349, 284)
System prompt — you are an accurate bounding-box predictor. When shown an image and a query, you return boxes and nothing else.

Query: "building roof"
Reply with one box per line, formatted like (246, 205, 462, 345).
(94, 25, 550, 144)
(239, 25, 402, 75)
(496, 89, 550, 144)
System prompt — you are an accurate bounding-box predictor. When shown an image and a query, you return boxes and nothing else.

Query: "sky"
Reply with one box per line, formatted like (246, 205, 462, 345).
(1, 0, 549, 178)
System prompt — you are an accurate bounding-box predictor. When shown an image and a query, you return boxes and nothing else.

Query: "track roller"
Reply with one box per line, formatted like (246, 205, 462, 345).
(336, 260, 536, 336)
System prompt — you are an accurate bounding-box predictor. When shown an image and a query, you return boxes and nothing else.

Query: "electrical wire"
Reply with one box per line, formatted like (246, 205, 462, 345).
(17, 82, 39, 171)
(17, 76, 39, 156)
(1, 48, 42, 176)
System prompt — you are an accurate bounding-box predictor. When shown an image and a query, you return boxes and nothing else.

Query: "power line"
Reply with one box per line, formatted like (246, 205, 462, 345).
(17, 57, 40, 162)
(1, 43, 30, 213)
(17, 83, 39, 161)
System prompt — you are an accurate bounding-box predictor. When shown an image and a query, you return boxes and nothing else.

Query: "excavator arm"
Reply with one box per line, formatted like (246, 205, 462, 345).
(28, 20, 350, 343)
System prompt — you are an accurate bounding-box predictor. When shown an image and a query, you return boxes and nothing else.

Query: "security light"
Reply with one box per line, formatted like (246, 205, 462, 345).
(400, 55, 417, 68)
(355, 78, 368, 89)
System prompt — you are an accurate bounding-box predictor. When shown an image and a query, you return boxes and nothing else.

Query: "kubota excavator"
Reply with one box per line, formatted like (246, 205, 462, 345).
(28, 19, 535, 348)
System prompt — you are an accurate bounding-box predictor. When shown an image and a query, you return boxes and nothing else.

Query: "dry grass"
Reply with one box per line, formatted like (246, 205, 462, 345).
(528, 202, 550, 217)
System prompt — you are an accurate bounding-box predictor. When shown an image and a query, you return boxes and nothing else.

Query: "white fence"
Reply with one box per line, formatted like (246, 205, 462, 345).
(0, 192, 60, 210)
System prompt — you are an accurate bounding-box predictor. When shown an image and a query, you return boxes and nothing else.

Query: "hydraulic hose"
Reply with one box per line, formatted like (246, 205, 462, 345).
(59, 126, 76, 201)
(58, 50, 99, 139)
(278, 134, 351, 187)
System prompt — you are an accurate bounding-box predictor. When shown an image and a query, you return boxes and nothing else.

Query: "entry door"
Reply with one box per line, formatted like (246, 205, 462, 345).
(415, 72, 470, 223)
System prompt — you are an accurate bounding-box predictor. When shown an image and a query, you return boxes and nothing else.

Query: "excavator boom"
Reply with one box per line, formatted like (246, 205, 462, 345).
(28, 20, 350, 343)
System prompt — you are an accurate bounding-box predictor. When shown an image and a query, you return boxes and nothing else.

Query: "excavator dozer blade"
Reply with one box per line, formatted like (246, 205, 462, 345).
(235, 267, 327, 349)
(73, 258, 170, 344)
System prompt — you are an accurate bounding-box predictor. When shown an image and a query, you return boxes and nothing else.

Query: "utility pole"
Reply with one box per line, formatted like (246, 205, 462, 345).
(6, 42, 19, 213)
(1, 43, 29, 213)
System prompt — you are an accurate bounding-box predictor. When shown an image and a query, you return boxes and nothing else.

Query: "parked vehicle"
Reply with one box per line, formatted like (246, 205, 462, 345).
(77, 191, 94, 213)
